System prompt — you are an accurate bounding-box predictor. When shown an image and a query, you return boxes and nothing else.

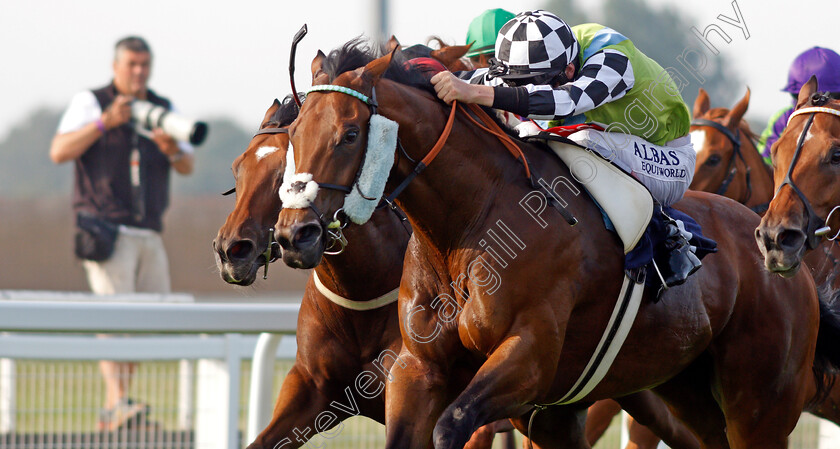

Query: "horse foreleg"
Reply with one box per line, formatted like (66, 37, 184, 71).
(463, 420, 515, 449)
(652, 356, 729, 449)
(384, 349, 451, 449)
(626, 417, 662, 449)
(711, 330, 813, 448)
(616, 390, 700, 449)
(246, 365, 333, 449)
(585, 399, 622, 445)
(431, 333, 566, 449)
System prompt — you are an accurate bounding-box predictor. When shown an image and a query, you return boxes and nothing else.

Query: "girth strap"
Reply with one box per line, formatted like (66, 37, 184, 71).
(545, 273, 645, 405)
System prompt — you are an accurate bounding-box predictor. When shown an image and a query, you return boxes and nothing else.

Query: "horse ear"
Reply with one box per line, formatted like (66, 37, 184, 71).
(430, 43, 472, 68)
(362, 48, 397, 84)
(385, 35, 401, 52)
(796, 75, 820, 108)
(311, 50, 327, 82)
(724, 87, 750, 130)
(262, 99, 281, 125)
(693, 88, 710, 118)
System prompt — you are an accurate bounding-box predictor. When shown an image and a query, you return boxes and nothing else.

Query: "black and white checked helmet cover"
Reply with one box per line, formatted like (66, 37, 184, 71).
(495, 10, 579, 77)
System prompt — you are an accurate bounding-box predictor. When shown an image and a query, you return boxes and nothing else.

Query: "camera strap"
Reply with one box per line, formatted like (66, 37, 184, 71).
(130, 131, 145, 222)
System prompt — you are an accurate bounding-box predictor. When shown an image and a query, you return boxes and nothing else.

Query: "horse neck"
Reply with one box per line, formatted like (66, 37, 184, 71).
(737, 122, 774, 208)
(313, 207, 409, 301)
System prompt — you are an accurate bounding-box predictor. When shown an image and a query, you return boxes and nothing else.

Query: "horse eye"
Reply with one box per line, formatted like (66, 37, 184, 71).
(342, 129, 359, 145)
(830, 148, 840, 165)
(705, 154, 722, 166)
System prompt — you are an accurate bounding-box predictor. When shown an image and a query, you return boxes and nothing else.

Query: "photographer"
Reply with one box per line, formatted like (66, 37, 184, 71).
(49, 36, 193, 430)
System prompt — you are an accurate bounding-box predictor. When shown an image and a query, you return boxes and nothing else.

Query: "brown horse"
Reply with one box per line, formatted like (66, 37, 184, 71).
(274, 42, 838, 449)
(213, 96, 409, 449)
(213, 94, 520, 449)
(755, 77, 840, 412)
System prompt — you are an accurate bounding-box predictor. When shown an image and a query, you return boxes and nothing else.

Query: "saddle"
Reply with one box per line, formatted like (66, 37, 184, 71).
(518, 121, 653, 254)
(518, 121, 714, 294)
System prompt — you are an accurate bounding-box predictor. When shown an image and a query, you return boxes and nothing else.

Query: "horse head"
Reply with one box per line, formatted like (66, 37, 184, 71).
(756, 76, 840, 276)
(213, 96, 298, 284)
(387, 35, 474, 71)
(275, 44, 399, 269)
(689, 87, 765, 203)
(427, 37, 474, 71)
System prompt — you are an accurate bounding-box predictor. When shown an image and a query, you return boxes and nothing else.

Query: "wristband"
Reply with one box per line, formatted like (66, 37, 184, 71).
(95, 119, 106, 133)
(169, 150, 185, 163)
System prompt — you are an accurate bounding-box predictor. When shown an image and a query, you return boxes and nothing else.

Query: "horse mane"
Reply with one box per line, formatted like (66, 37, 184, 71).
(321, 37, 521, 141)
(322, 37, 436, 96)
(425, 36, 450, 49)
(399, 44, 433, 60)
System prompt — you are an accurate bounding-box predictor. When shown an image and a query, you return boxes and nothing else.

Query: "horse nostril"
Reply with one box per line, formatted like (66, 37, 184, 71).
(776, 229, 806, 252)
(277, 234, 292, 250)
(292, 224, 322, 249)
(227, 240, 255, 261)
(214, 238, 229, 261)
(755, 228, 771, 248)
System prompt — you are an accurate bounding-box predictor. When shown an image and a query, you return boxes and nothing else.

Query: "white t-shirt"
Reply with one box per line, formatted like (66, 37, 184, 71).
(57, 90, 194, 153)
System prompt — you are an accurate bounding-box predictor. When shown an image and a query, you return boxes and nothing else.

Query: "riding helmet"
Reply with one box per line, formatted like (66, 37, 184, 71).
(783, 46, 840, 94)
(466, 8, 516, 58)
(493, 10, 579, 83)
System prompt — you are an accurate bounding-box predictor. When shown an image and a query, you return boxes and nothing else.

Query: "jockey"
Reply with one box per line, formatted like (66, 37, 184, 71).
(464, 8, 515, 68)
(431, 10, 700, 289)
(757, 47, 840, 165)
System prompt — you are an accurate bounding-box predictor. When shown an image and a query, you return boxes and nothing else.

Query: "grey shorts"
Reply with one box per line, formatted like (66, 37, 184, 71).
(83, 226, 171, 294)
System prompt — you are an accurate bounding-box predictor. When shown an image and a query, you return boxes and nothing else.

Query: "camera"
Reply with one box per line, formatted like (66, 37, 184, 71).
(131, 100, 208, 145)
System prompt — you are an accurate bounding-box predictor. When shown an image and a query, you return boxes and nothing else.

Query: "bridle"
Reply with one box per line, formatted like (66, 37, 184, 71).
(690, 118, 767, 213)
(221, 124, 290, 279)
(776, 95, 840, 250)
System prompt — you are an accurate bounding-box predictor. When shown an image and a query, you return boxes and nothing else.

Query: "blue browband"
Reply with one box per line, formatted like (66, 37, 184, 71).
(308, 85, 378, 107)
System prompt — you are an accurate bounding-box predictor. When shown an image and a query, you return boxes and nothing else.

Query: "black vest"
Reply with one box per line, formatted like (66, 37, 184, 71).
(73, 83, 173, 232)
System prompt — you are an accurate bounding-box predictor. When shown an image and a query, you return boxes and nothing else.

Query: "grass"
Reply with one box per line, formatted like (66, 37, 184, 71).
(2, 360, 830, 448)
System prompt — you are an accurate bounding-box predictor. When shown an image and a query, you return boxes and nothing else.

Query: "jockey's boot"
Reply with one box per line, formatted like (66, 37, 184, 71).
(652, 211, 702, 292)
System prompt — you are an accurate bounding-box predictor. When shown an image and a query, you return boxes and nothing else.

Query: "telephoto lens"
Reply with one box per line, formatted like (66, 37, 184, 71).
(131, 100, 208, 145)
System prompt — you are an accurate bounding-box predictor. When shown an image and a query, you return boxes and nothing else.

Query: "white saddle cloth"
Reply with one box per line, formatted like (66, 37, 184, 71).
(548, 140, 653, 254)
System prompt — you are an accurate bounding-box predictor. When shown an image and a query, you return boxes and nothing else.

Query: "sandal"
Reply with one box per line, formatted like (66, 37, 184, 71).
(97, 398, 150, 431)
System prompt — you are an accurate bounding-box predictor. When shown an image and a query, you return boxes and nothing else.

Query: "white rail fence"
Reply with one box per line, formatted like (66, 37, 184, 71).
(0, 291, 299, 449)
(1, 291, 838, 449)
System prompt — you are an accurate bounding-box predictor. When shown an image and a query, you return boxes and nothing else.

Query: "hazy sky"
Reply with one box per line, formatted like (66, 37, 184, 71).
(0, 0, 837, 142)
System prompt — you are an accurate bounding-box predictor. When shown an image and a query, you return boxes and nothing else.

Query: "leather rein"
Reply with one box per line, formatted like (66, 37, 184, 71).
(690, 118, 768, 214)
